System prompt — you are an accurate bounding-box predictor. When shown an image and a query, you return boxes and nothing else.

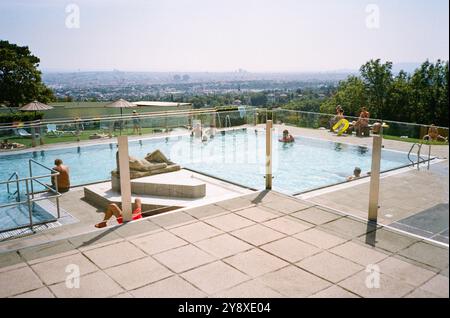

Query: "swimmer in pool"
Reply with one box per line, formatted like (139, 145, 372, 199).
(279, 130, 294, 143)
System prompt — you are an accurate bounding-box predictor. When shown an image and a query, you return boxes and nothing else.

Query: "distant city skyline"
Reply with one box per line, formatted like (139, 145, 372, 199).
(0, 0, 448, 72)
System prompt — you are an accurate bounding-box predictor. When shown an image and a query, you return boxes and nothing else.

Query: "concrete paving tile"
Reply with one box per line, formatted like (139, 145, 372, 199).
(377, 257, 436, 287)
(398, 241, 449, 270)
(338, 270, 416, 298)
(0, 261, 27, 274)
(231, 224, 285, 246)
(112, 292, 134, 298)
(262, 216, 313, 235)
(244, 191, 286, 205)
(169, 222, 223, 243)
(194, 234, 253, 259)
(0, 266, 43, 298)
(330, 241, 390, 266)
(235, 206, 280, 223)
(0, 251, 25, 270)
(153, 245, 215, 273)
(215, 197, 254, 211)
(68, 231, 123, 250)
(405, 288, 442, 298)
(261, 237, 321, 263)
(185, 204, 229, 220)
(83, 241, 146, 269)
(131, 276, 206, 298)
(418, 274, 449, 298)
(181, 261, 249, 295)
(204, 213, 255, 232)
(297, 251, 363, 283)
(224, 249, 288, 277)
(355, 228, 418, 253)
(213, 280, 283, 298)
(18, 240, 76, 263)
(31, 253, 98, 285)
(150, 211, 196, 229)
(294, 228, 347, 249)
(308, 285, 359, 298)
(262, 198, 312, 214)
(12, 287, 54, 298)
(258, 265, 331, 297)
(49, 271, 123, 298)
(130, 230, 188, 255)
(113, 220, 161, 239)
(291, 207, 341, 225)
(320, 217, 376, 238)
(105, 257, 173, 290)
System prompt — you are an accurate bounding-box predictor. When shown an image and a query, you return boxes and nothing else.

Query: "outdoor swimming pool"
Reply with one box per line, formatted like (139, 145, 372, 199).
(0, 128, 416, 204)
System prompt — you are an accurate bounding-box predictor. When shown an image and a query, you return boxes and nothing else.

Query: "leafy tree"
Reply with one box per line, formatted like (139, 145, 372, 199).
(359, 59, 393, 119)
(386, 71, 412, 122)
(320, 76, 366, 117)
(0, 40, 54, 107)
(409, 60, 448, 126)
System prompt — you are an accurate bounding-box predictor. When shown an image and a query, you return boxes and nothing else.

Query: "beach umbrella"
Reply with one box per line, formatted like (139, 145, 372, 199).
(19, 100, 53, 116)
(105, 99, 137, 135)
(18, 101, 53, 146)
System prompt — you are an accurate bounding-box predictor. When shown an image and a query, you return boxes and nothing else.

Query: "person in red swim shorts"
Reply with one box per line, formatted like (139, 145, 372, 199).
(95, 198, 143, 228)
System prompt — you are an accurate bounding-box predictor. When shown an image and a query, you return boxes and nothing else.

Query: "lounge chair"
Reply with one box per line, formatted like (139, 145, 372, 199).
(15, 128, 39, 139)
(46, 124, 63, 137)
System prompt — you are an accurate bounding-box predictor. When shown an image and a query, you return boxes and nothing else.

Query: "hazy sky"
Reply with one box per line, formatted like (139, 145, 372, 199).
(0, 0, 448, 72)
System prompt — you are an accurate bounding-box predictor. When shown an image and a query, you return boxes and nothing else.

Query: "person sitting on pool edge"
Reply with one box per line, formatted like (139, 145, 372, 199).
(347, 167, 362, 181)
(51, 159, 70, 193)
(95, 198, 143, 228)
(279, 129, 295, 143)
(423, 124, 448, 142)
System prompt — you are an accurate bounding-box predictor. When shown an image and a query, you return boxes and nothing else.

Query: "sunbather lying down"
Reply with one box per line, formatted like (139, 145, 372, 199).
(95, 198, 142, 228)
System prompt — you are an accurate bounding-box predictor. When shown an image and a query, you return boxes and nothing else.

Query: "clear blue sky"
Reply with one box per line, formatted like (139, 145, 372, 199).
(0, 0, 448, 72)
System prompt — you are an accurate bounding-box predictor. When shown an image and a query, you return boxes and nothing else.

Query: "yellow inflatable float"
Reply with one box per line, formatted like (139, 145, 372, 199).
(332, 119, 349, 136)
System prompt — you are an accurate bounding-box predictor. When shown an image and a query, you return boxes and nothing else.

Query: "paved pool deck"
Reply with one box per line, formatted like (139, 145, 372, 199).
(0, 191, 448, 298)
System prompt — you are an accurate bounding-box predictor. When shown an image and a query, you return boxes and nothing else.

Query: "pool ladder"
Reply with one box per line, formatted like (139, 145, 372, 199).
(407, 142, 432, 170)
(6, 172, 20, 202)
(0, 159, 62, 234)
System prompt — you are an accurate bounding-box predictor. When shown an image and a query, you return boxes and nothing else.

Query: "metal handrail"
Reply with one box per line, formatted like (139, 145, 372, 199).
(0, 159, 62, 234)
(6, 172, 19, 201)
(407, 142, 432, 170)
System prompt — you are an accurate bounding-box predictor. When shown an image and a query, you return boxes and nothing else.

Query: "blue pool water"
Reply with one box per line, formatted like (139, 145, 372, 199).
(0, 129, 415, 203)
(0, 202, 56, 232)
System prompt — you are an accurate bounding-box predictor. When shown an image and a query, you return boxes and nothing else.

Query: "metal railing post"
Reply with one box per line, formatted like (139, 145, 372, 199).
(25, 179, 34, 232)
(265, 120, 273, 190)
(54, 170, 61, 218)
(15, 174, 20, 202)
(427, 143, 432, 170)
(368, 135, 382, 222)
(417, 143, 421, 171)
(29, 160, 35, 199)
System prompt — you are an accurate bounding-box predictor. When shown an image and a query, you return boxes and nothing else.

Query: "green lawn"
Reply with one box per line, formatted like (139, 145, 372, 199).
(382, 134, 448, 145)
(1, 127, 164, 148)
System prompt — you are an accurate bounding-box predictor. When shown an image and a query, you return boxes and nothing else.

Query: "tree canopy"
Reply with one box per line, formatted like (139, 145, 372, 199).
(320, 59, 449, 126)
(0, 40, 54, 107)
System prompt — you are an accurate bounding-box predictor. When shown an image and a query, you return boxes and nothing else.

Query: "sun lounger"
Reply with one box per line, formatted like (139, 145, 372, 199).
(15, 128, 39, 139)
(46, 124, 63, 137)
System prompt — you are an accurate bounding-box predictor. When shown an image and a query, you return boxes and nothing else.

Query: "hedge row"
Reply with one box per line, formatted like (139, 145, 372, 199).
(0, 112, 44, 124)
